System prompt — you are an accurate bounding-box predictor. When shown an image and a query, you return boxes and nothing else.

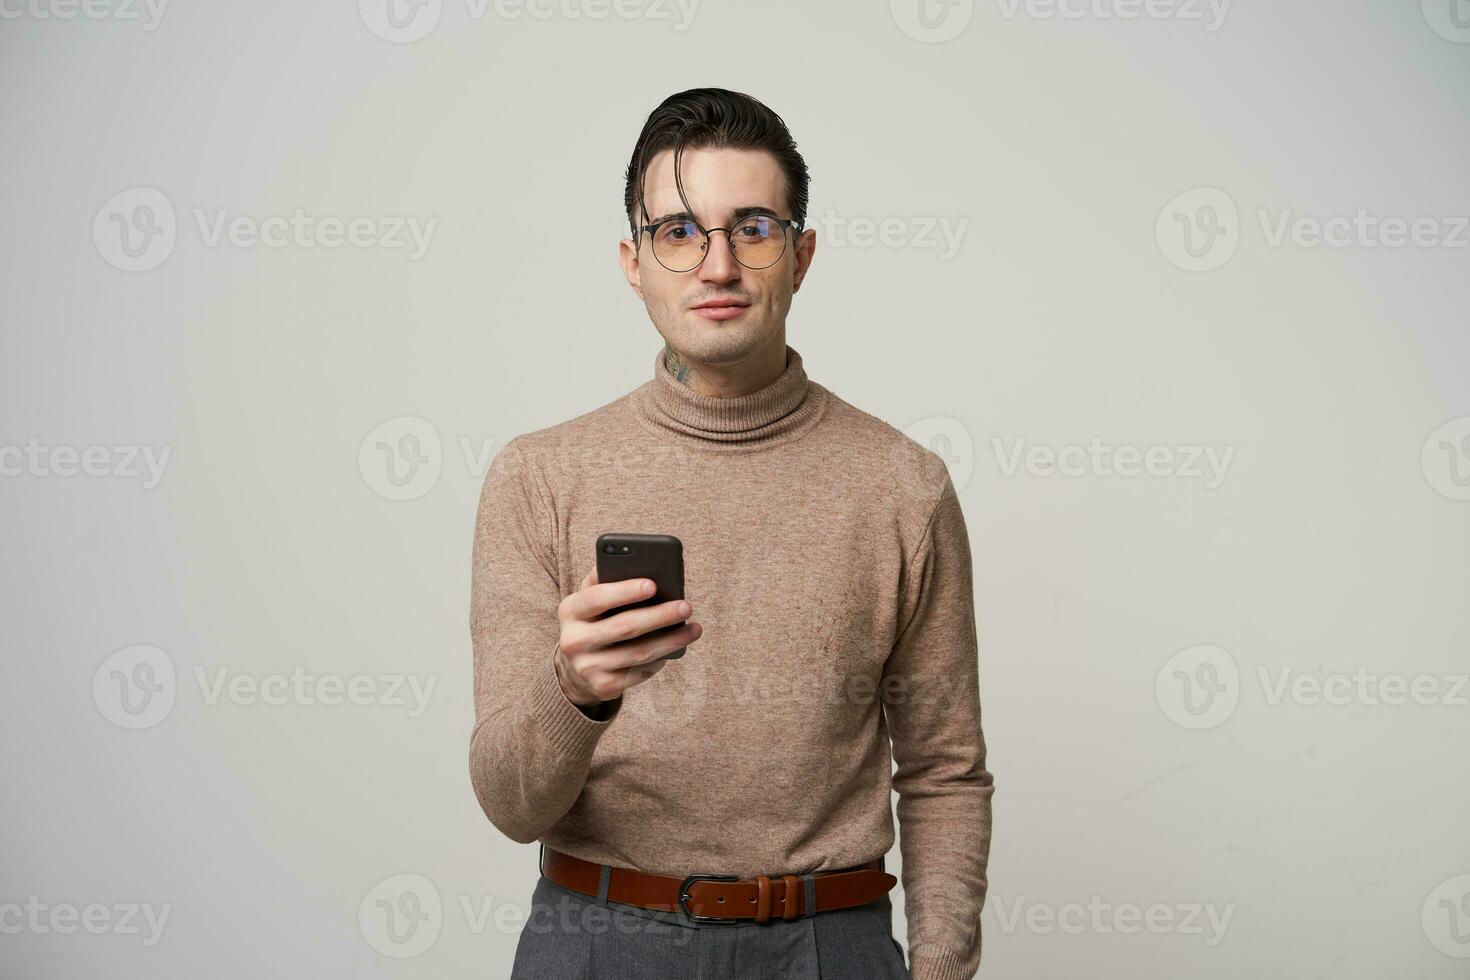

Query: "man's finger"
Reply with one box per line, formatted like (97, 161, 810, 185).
(565, 576, 657, 623)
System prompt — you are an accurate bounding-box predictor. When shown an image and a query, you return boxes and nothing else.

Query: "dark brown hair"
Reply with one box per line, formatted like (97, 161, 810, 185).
(623, 87, 810, 244)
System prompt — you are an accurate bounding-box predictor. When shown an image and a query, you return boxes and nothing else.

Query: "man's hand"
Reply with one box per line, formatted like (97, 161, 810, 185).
(553, 567, 702, 708)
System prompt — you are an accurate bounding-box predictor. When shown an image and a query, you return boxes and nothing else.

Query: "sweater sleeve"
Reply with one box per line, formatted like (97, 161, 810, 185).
(882, 472, 995, 980)
(468, 438, 622, 844)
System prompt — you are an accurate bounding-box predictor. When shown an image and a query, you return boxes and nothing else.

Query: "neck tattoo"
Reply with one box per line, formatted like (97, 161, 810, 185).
(663, 345, 694, 386)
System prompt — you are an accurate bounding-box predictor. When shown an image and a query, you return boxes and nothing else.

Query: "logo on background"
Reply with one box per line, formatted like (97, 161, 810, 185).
(1422, 417, 1470, 501)
(359, 873, 443, 957)
(901, 415, 975, 493)
(1423, 0, 1470, 42)
(93, 644, 177, 729)
(1156, 187, 1239, 272)
(359, 0, 443, 42)
(891, 0, 975, 42)
(1155, 644, 1239, 729)
(93, 187, 177, 272)
(359, 416, 443, 501)
(1422, 874, 1470, 957)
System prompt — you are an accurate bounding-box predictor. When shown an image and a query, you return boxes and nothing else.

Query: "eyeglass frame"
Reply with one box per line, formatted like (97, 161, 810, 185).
(636, 213, 804, 272)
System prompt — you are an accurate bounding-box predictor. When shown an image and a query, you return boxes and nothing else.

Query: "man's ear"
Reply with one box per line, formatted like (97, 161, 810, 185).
(618, 237, 644, 300)
(790, 227, 816, 294)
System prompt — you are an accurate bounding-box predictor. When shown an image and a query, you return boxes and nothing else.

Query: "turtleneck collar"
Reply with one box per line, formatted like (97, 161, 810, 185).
(630, 342, 830, 452)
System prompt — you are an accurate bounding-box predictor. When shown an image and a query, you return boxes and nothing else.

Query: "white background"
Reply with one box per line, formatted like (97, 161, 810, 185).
(2, 0, 1468, 976)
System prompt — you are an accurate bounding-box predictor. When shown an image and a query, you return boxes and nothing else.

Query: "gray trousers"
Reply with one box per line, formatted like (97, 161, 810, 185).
(510, 872, 912, 979)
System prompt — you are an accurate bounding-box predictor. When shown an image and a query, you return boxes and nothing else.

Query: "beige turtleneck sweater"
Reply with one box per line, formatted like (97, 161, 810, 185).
(469, 344, 993, 980)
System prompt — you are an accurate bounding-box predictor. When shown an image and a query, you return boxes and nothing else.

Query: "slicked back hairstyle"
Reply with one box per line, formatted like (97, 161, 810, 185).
(623, 87, 810, 247)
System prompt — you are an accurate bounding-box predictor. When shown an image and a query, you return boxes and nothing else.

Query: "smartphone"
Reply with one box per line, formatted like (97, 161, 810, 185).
(594, 533, 687, 660)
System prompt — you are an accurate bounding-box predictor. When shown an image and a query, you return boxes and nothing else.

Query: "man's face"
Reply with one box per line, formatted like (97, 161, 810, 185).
(619, 146, 816, 365)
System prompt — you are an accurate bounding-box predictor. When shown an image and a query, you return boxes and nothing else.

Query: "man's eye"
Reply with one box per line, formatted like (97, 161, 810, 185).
(662, 222, 698, 242)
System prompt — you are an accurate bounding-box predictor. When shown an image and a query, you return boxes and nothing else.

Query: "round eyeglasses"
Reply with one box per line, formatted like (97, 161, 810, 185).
(638, 214, 801, 273)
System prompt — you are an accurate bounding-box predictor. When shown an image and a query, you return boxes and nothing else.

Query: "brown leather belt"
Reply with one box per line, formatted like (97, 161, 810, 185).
(539, 845, 897, 924)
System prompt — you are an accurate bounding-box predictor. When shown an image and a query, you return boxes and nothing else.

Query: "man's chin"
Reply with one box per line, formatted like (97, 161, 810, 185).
(683, 314, 754, 337)
(666, 321, 772, 361)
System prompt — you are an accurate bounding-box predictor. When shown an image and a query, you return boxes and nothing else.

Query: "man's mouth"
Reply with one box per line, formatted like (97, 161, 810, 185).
(690, 297, 751, 321)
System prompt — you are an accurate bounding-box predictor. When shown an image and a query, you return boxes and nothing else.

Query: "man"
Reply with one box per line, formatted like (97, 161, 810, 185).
(470, 87, 993, 979)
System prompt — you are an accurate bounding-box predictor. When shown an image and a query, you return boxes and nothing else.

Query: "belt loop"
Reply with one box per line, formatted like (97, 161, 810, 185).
(804, 872, 816, 919)
(596, 863, 612, 906)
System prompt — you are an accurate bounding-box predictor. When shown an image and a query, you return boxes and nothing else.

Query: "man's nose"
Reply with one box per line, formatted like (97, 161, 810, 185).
(698, 229, 741, 283)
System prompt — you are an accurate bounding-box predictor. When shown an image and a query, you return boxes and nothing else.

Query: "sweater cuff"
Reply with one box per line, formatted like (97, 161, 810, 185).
(909, 944, 973, 980)
(528, 652, 620, 757)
